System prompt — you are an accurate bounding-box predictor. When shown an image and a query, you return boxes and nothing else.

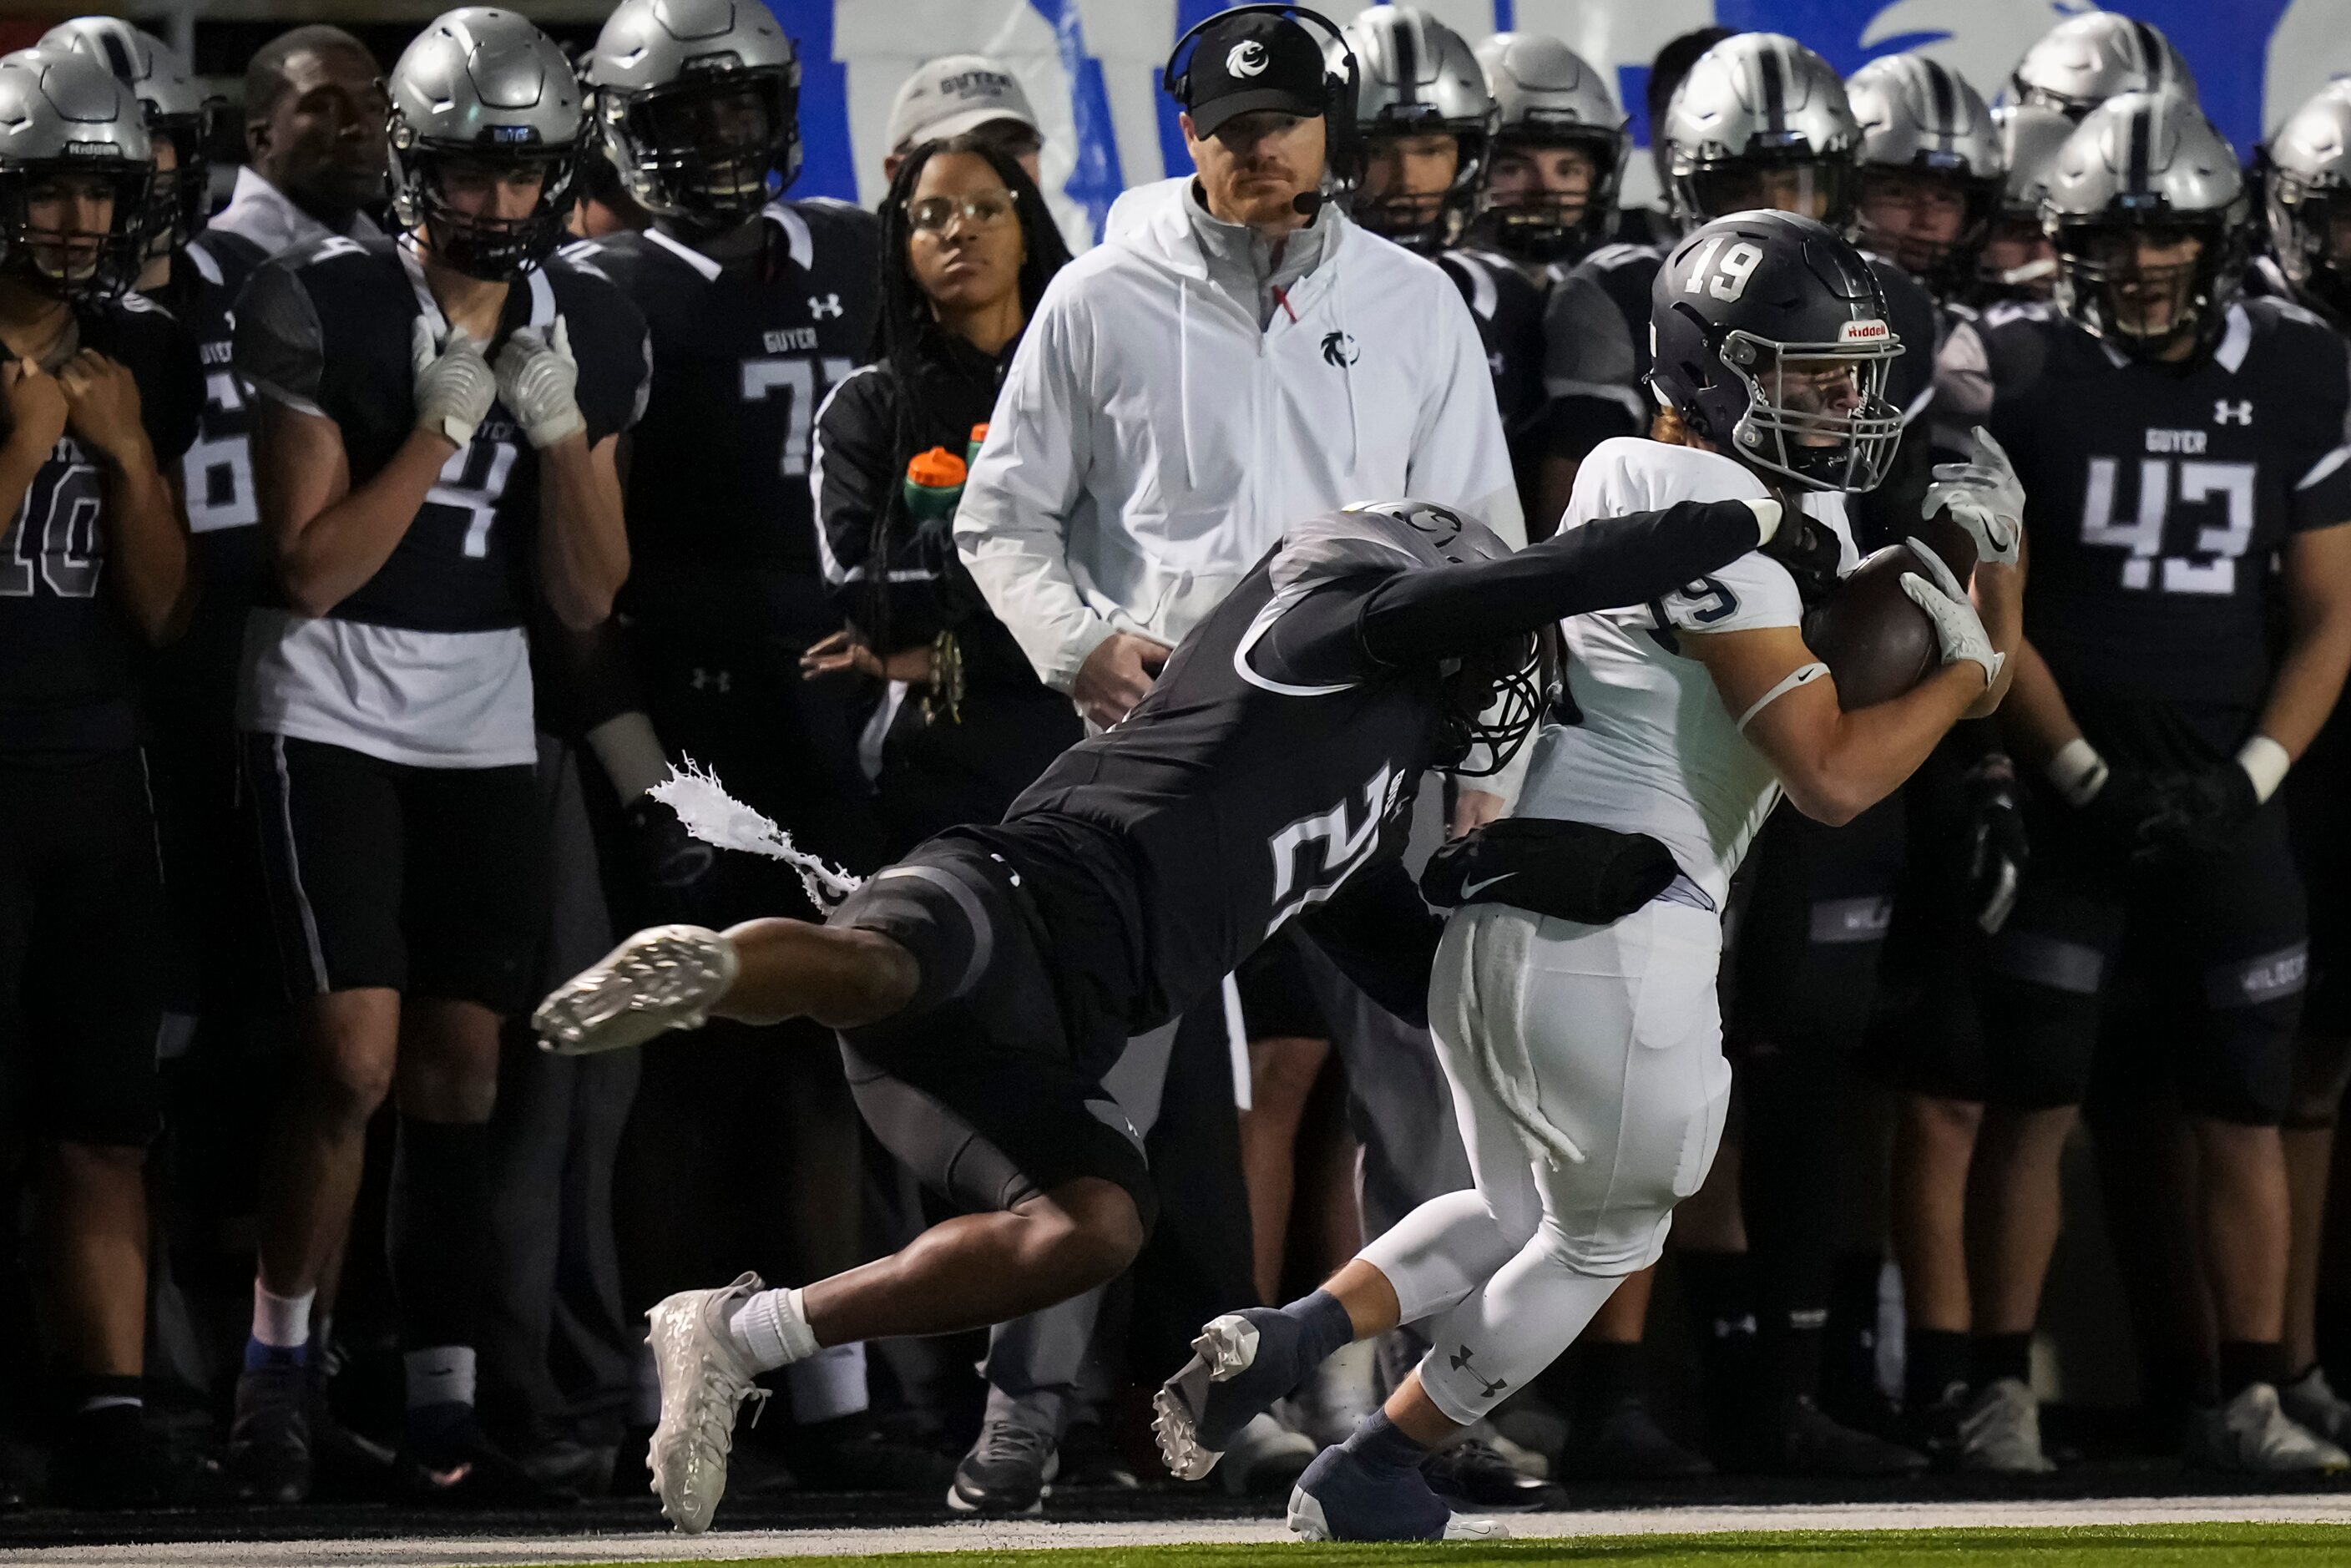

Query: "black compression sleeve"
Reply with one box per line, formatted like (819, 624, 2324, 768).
(1354, 498, 1763, 667)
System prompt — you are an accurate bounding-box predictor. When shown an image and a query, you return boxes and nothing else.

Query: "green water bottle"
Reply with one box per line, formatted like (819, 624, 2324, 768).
(902, 446, 967, 528)
(965, 422, 989, 470)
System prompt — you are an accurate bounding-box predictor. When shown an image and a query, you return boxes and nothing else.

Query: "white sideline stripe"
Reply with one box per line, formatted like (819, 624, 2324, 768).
(23, 1495, 2351, 1565)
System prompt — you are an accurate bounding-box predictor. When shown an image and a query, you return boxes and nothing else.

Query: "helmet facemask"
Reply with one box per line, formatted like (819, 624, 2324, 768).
(1355, 122, 1488, 253)
(1438, 630, 1543, 778)
(2051, 210, 2242, 359)
(1711, 324, 1905, 493)
(394, 141, 579, 283)
(2268, 172, 2351, 326)
(605, 66, 799, 230)
(1855, 161, 1996, 296)
(143, 111, 210, 257)
(1480, 124, 1619, 261)
(1677, 149, 1856, 229)
(0, 159, 151, 301)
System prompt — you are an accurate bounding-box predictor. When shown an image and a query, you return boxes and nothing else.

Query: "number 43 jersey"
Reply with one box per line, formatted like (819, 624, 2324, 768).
(562, 200, 878, 635)
(1939, 297, 2351, 711)
(233, 235, 650, 767)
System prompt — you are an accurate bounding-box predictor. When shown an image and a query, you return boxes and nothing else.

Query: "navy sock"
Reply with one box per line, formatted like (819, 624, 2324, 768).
(1340, 1409, 1430, 1476)
(1282, 1289, 1357, 1371)
(244, 1335, 309, 1373)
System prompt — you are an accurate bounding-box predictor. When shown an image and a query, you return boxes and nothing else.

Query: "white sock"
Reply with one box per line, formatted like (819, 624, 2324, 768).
(1354, 1189, 1525, 1325)
(786, 1342, 869, 1424)
(726, 1287, 818, 1373)
(403, 1345, 478, 1410)
(252, 1282, 315, 1349)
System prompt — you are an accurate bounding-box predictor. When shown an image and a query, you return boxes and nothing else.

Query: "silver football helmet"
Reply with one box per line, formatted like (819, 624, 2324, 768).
(2266, 86, 2351, 324)
(2006, 12, 2195, 121)
(1662, 33, 1862, 228)
(387, 8, 583, 282)
(1332, 5, 1495, 252)
(1974, 103, 2074, 301)
(2045, 90, 2246, 357)
(1845, 53, 2000, 292)
(587, 0, 800, 228)
(0, 45, 151, 301)
(40, 18, 214, 255)
(1472, 32, 1627, 260)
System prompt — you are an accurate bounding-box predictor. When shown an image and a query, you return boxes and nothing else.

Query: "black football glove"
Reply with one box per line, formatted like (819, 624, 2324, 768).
(2075, 762, 2173, 864)
(1761, 509, 1843, 609)
(2136, 760, 2260, 863)
(624, 796, 719, 920)
(1962, 753, 2028, 933)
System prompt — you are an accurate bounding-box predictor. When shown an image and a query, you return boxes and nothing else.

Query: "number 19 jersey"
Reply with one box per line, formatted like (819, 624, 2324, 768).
(1938, 298, 2351, 712)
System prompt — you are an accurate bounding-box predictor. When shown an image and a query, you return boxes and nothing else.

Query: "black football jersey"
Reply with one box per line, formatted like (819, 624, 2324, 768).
(0, 294, 201, 751)
(1438, 247, 1550, 443)
(233, 235, 650, 634)
(154, 230, 267, 538)
(564, 200, 880, 631)
(1947, 297, 2351, 710)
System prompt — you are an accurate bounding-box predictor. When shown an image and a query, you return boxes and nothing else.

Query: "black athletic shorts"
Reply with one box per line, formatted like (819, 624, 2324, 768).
(0, 749, 164, 1146)
(1726, 792, 1907, 1059)
(1233, 929, 1335, 1042)
(244, 733, 547, 1014)
(2289, 706, 2351, 1039)
(827, 832, 1155, 1228)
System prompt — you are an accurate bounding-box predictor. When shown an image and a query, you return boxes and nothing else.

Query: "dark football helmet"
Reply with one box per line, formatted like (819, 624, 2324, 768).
(587, 0, 800, 231)
(1650, 210, 1905, 493)
(0, 46, 152, 301)
(2044, 90, 2247, 360)
(387, 8, 584, 282)
(38, 18, 215, 256)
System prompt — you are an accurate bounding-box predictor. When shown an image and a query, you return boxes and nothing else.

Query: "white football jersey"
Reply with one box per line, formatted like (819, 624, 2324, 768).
(1516, 438, 1858, 907)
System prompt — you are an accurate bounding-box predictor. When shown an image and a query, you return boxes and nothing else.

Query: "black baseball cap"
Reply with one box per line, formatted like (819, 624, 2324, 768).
(1179, 12, 1329, 138)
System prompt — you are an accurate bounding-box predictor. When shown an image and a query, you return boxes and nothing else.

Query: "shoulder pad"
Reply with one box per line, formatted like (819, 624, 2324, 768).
(1582, 241, 1663, 274)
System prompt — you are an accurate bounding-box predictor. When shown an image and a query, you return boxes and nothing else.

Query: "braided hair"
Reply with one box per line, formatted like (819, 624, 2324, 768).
(862, 135, 1071, 647)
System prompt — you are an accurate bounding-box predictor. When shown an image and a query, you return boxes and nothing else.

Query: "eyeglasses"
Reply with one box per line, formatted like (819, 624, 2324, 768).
(906, 191, 1017, 234)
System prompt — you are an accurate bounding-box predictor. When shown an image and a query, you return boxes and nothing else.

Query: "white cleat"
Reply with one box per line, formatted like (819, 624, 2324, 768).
(2189, 1383, 2351, 1474)
(1957, 1378, 2056, 1474)
(2281, 1364, 2351, 1447)
(534, 924, 739, 1056)
(645, 1272, 770, 1533)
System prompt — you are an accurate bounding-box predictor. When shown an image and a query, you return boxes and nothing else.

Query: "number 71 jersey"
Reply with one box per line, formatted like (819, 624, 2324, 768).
(562, 200, 879, 625)
(1942, 297, 2351, 709)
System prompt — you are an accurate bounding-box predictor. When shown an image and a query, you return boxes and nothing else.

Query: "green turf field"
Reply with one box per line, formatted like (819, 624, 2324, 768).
(510, 1523, 2351, 1568)
(520, 1522, 2351, 1568)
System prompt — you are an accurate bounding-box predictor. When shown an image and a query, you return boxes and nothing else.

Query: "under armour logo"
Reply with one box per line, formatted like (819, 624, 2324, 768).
(1226, 40, 1269, 78)
(1321, 331, 1358, 368)
(689, 666, 732, 694)
(1448, 1345, 1509, 1400)
(2214, 399, 2253, 425)
(809, 293, 843, 320)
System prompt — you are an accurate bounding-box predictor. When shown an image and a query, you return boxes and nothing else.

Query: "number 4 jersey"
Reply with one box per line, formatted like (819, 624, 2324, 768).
(232, 235, 650, 767)
(0, 294, 201, 754)
(1938, 297, 2351, 713)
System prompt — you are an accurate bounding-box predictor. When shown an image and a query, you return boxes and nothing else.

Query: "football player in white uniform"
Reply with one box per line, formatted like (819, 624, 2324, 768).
(1153, 210, 2027, 1540)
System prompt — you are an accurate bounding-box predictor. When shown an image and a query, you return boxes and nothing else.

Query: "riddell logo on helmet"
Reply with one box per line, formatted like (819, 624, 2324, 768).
(1838, 319, 1891, 342)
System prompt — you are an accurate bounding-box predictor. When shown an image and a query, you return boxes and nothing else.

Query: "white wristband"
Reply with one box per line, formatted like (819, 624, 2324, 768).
(2046, 737, 2109, 807)
(2237, 735, 2290, 805)
(1743, 497, 1783, 546)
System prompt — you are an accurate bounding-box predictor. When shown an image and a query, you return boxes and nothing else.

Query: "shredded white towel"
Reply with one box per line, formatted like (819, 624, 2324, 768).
(648, 757, 866, 910)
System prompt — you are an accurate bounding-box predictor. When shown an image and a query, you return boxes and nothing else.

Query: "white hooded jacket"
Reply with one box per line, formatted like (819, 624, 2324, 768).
(955, 176, 1524, 696)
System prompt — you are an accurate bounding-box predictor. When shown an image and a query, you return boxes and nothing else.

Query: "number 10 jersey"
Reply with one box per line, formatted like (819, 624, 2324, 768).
(1938, 297, 2351, 714)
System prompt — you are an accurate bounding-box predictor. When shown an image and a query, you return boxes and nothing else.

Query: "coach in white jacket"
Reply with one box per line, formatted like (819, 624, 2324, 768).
(956, 8, 1522, 732)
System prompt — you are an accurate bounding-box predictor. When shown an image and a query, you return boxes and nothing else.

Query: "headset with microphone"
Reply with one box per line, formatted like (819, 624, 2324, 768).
(1160, 3, 1361, 214)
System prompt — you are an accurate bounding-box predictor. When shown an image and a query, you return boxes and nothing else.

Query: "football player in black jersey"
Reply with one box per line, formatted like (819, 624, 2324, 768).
(1438, 33, 1626, 529)
(1332, 7, 1494, 256)
(534, 489, 1785, 1534)
(1905, 92, 2351, 1473)
(2260, 82, 2351, 1451)
(225, 8, 646, 1504)
(1846, 53, 2002, 311)
(0, 46, 200, 1506)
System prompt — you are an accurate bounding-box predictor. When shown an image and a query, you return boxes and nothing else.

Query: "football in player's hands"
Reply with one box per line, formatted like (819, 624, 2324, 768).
(1802, 539, 1945, 708)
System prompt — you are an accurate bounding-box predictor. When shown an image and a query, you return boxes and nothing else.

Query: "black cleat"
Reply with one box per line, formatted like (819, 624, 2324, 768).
(1565, 1396, 1715, 1479)
(48, 1405, 170, 1510)
(225, 1362, 313, 1505)
(1763, 1395, 1930, 1477)
(1057, 1419, 1140, 1490)
(1422, 1435, 1550, 1510)
(947, 1409, 1055, 1516)
(782, 1416, 955, 1495)
(405, 1414, 576, 1507)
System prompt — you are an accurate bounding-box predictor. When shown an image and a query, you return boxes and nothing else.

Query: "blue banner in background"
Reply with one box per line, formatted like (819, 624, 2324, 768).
(783, 2, 2351, 245)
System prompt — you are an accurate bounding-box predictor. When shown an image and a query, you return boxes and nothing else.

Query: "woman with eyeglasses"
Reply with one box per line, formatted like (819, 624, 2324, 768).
(805, 134, 1080, 852)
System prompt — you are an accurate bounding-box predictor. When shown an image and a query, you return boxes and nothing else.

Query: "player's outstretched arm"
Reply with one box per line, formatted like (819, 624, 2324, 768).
(1356, 498, 1777, 665)
(1690, 622, 1988, 827)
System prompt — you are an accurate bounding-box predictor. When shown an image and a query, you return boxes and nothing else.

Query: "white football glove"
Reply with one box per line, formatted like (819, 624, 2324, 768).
(494, 316, 585, 450)
(410, 317, 497, 449)
(1924, 424, 2025, 569)
(1899, 535, 2005, 689)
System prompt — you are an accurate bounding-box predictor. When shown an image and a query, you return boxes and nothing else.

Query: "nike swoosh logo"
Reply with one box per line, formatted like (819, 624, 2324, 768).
(1462, 873, 1514, 898)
